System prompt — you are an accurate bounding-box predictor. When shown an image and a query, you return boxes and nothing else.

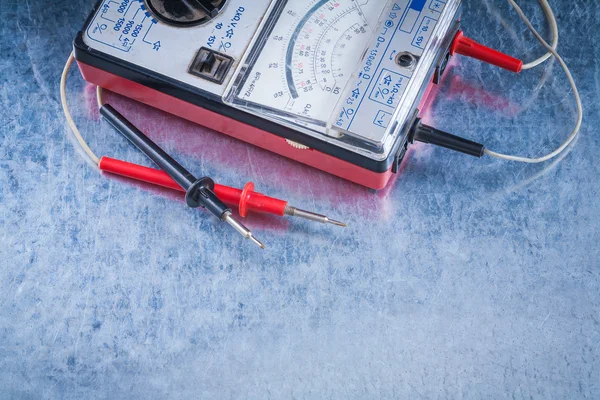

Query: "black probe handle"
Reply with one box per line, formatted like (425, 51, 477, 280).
(100, 105, 231, 218)
(100, 105, 197, 190)
(411, 120, 485, 158)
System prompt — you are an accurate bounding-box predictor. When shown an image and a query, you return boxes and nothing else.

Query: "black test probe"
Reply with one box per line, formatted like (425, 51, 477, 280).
(99, 104, 266, 249)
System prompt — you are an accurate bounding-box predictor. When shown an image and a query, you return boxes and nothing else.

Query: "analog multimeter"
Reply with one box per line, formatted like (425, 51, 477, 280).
(74, 0, 461, 189)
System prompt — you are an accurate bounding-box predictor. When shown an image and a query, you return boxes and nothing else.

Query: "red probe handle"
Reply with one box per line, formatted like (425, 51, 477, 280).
(98, 157, 288, 217)
(450, 31, 523, 73)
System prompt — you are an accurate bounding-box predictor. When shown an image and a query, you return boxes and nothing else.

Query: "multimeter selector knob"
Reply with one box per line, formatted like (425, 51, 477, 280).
(145, 0, 228, 27)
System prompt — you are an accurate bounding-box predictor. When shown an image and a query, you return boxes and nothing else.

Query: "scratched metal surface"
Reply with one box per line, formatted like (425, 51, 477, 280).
(1, 1, 599, 398)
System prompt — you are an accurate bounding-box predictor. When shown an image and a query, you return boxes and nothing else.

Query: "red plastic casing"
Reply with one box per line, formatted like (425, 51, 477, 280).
(77, 62, 396, 190)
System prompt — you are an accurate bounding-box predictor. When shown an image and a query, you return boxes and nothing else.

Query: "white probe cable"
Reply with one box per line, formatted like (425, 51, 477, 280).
(521, 0, 559, 70)
(96, 86, 104, 108)
(485, 0, 583, 163)
(60, 52, 100, 165)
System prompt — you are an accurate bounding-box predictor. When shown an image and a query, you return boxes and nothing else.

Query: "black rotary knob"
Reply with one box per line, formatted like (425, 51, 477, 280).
(146, 0, 228, 27)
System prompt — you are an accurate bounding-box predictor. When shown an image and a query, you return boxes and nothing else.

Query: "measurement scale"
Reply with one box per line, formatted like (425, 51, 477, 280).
(75, 0, 462, 189)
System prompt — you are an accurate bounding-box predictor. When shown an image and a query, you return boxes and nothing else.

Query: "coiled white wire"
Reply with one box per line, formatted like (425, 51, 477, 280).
(485, 0, 583, 163)
(60, 52, 100, 165)
(522, 0, 558, 70)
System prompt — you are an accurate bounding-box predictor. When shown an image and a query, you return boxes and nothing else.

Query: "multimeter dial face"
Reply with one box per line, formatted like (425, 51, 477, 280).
(235, 0, 381, 127)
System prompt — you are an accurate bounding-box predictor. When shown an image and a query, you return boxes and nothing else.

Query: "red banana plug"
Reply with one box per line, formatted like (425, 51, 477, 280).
(450, 30, 523, 73)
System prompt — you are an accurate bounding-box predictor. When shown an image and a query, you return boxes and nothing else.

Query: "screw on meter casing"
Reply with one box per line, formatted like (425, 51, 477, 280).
(145, 0, 228, 27)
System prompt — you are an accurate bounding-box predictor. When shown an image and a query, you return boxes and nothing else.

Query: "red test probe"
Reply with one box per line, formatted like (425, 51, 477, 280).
(450, 30, 523, 73)
(99, 157, 346, 226)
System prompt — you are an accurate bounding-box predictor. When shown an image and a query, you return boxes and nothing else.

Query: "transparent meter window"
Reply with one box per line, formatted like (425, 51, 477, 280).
(226, 0, 460, 161)
(227, 0, 384, 125)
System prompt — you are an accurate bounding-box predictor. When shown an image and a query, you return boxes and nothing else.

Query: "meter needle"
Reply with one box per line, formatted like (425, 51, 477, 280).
(99, 105, 265, 249)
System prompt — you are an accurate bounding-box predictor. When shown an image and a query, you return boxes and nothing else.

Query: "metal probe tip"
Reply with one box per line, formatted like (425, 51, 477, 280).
(327, 218, 347, 227)
(249, 236, 266, 249)
(223, 212, 266, 249)
(285, 206, 347, 227)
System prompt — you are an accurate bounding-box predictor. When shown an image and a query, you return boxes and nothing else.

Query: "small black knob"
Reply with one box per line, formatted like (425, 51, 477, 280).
(146, 0, 227, 27)
(194, 0, 220, 18)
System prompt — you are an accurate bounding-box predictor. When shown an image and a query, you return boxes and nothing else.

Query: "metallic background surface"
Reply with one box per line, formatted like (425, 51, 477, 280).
(1, 1, 598, 398)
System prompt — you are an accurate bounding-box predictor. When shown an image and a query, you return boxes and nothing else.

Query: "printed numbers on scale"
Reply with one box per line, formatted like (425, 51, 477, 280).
(122, 20, 134, 35)
(414, 19, 432, 48)
(114, 18, 125, 31)
(131, 23, 143, 37)
(302, 104, 312, 116)
(236, 0, 383, 127)
(117, 0, 130, 14)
